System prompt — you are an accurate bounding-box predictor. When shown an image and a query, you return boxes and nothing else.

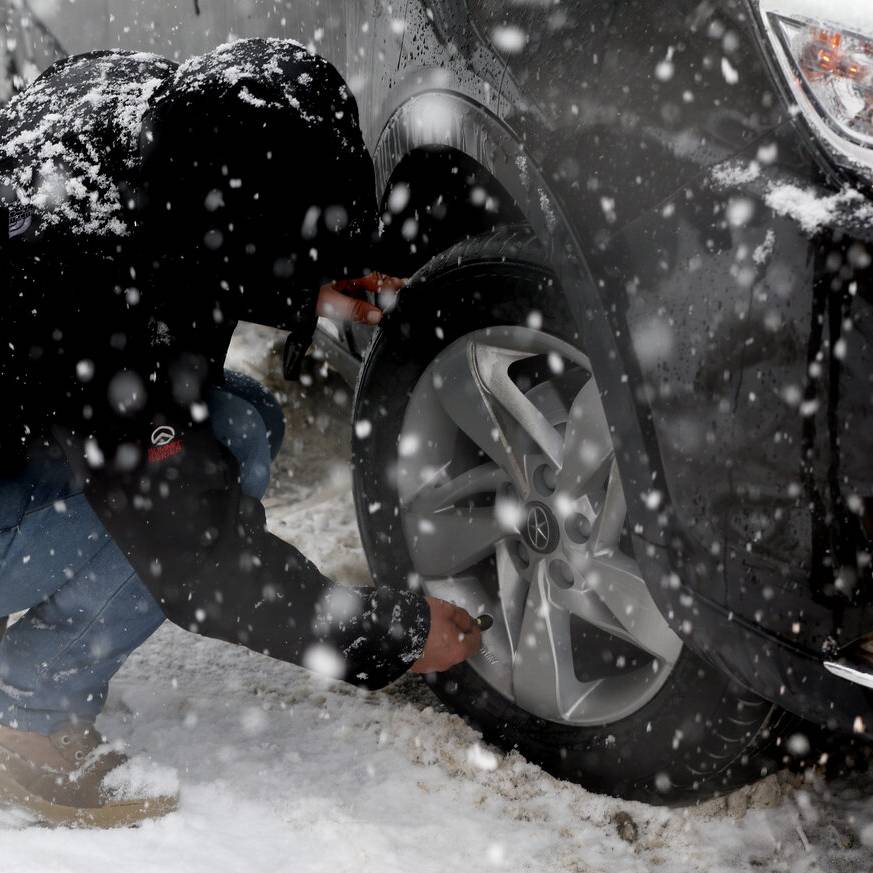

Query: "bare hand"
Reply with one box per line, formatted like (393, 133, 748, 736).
(316, 273, 407, 325)
(411, 597, 482, 674)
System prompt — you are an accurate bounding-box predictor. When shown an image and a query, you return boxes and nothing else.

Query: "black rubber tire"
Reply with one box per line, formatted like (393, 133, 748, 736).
(352, 227, 793, 804)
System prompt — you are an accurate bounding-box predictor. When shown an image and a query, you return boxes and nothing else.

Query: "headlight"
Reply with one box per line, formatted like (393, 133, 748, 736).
(756, 1, 873, 175)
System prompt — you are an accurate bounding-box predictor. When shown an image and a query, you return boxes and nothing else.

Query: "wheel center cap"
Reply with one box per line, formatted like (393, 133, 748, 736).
(524, 502, 560, 554)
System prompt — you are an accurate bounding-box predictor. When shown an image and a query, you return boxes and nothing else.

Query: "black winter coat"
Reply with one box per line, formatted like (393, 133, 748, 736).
(0, 40, 430, 688)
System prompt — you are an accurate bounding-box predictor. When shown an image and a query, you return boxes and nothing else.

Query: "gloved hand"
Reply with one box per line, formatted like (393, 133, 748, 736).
(316, 272, 406, 325)
(284, 272, 407, 380)
(410, 597, 482, 674)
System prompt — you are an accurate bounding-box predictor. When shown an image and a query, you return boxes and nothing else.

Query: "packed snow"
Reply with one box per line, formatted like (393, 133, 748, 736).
(709, 160, 873, 234)
(764, 185, 873, 235)
(0, 323, 871, 872)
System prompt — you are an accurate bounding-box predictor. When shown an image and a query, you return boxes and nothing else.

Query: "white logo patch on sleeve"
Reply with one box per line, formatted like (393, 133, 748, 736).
(151, 426, 177, 447)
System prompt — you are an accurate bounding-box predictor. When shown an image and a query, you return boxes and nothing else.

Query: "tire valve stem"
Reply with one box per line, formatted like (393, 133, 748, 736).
(474, 614, 494, 631)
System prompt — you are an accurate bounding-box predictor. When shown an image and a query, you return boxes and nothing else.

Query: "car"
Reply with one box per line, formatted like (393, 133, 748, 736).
(5, 0, 872, 804)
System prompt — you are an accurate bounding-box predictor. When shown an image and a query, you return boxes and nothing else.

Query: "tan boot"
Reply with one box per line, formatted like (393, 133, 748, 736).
(0, 722, 178, 827)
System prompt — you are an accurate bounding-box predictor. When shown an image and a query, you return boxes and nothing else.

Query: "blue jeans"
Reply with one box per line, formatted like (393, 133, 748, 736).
(0, 371, 284, 734)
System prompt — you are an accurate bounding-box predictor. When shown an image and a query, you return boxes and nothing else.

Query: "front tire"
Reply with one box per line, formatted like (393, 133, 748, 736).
(353, 228, 789, 803)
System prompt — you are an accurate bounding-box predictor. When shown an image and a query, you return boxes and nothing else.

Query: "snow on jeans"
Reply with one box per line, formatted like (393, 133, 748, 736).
(0, 370, 284, 735)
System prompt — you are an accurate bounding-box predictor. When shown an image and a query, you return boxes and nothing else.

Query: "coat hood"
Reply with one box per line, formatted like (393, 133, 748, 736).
(139, 38, 379, 331)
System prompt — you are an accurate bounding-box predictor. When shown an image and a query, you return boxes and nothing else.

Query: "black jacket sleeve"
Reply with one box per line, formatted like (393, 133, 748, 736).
(58, 417, 430, 690)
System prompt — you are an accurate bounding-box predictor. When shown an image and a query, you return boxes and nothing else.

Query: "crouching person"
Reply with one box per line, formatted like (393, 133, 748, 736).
(0, 39, 480, 827)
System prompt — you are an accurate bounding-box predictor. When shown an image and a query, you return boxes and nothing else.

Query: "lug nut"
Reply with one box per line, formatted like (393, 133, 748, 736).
(549, 559, 574, 589)
(533, 464, 557, 496)
(565, 513, 593, 544)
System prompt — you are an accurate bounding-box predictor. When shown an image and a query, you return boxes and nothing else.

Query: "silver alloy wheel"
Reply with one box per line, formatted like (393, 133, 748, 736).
(397, 326, 683, 726)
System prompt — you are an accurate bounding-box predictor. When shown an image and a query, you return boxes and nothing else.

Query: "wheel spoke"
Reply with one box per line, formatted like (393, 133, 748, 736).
(585, 551, 682, 665)
(523, 366, 591, 424)
(432, 340, 529, 493)
(495, 540, 528, 658)
(512, 562, 603, 722)
(403, 462, 509, 514)
(589, 459, 626, 550)
(556, 379, 614, 500)
(548, 582, 639, 646)
(432, 339, 564, 496)
(403, 508, 506, 577)
(473, 342, 564, 468)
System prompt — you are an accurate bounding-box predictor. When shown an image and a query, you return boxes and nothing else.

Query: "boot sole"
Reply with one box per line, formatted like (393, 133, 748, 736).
(0, 769, 178, 828)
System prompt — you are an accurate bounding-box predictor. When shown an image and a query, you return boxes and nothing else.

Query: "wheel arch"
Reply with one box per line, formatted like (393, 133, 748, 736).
(373, 90, 563, 275)
(375, 144, 526, 278)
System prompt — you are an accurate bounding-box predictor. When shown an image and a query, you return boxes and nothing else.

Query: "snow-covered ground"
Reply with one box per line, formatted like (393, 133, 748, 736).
(1, 323, 872, 872)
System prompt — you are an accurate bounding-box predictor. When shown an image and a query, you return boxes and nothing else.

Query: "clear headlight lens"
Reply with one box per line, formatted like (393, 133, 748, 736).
(784, 22, 873, 144)
(757, 1, 873, 173)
